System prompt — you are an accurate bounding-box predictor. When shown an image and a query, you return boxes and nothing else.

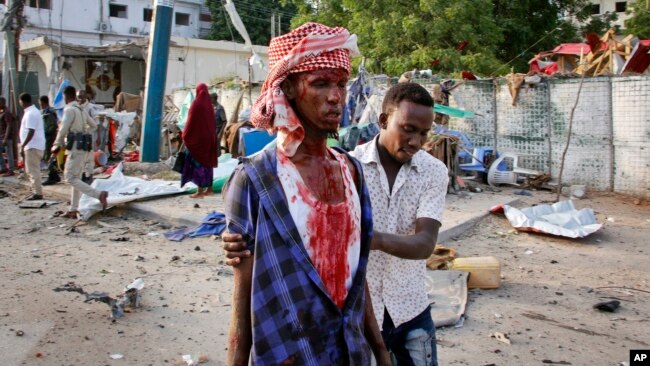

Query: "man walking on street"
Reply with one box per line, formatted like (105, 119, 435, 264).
(0, 97, 17, 176)
(223, 83, 448, 365)
(77, 90, 99, 184)
(52, 86, 108, 219)
(223, 23, 390, 366)
(19, 93, 47, 200)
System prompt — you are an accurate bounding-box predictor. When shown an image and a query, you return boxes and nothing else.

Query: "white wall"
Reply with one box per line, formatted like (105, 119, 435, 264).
(165, 37, 268, 94)
(0, 0, 204, 54)
(589, 0, 632, 29)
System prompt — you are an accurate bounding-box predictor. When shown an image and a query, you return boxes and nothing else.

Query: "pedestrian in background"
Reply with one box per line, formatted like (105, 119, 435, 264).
(19, 93, 46, 200)
(0, 97, 17, 176)
(181, 83, 218, 199)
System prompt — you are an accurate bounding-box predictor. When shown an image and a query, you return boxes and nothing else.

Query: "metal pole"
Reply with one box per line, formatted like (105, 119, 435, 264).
(140, 0, 174, 162)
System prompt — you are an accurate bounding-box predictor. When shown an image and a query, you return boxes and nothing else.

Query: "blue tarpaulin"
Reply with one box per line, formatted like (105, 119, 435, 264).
(164, 211, 226, 242)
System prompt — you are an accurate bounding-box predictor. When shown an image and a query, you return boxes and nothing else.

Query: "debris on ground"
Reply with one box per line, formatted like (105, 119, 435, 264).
(179, 354, 209, 366)
(497, 200, 601, 238)
(426, 245, 457, 270)
(593, 300, 620, 312)
(53, 278, 145, 318)
(490, 332, 511, 345)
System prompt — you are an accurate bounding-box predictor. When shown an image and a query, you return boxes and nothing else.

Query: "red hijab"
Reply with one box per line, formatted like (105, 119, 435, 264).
(182, 83, 217, 168)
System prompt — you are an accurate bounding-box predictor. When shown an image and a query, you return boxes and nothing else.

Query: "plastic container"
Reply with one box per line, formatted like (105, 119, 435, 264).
(94, 150, 108, 167)
(450, 256, 501, 289)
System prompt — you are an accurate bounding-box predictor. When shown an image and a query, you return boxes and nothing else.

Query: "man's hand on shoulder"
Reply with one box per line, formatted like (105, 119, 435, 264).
(222, 233, 251, 266)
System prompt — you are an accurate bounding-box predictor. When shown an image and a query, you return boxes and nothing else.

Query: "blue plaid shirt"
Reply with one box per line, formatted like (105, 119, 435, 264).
(224, 147, 373, 365)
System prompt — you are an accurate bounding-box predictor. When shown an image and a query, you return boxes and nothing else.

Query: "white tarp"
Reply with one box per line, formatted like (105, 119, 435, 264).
(78, 163, 187, 220)
(503, 200, 602, 238)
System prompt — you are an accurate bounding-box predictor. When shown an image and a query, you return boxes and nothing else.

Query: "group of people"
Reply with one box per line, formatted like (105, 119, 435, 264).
(0, 87, 108, 218)
(220, 22, 448, 365)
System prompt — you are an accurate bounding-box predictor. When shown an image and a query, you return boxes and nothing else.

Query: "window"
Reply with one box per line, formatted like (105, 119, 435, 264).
(175, 12, 190, 26)
(27, 0, 52, 9)
(589, 4, 601, 14)
(615, 1, 627, 12)
(143, 8, 153, 22)
(109, 4, 128, 19)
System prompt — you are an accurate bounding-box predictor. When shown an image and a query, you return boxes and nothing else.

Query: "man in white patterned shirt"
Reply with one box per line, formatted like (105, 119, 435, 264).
(223, 82, 447, 365)
(350, 82, 448, 365)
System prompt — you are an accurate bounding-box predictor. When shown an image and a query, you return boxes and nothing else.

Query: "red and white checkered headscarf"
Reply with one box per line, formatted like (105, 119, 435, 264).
(251, 22, 360, 156)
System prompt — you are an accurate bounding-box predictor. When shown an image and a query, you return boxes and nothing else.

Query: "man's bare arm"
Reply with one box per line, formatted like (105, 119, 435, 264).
(227, 256, 253, 366)
(371, 218, 441, 260)
(364, 280, 391, 366)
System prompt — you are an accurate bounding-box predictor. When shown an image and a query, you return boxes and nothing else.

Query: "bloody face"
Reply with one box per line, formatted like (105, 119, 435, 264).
(284, 69, 349, 134)
(378, 100, 434, 163)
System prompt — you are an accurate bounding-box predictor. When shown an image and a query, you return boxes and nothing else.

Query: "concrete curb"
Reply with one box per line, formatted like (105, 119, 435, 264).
(437, 198, 520, 243)
(4, 175, 520, 241)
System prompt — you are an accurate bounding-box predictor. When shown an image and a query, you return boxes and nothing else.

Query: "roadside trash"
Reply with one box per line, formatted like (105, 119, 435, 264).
(77, 164, 186, 220)
(426, 271, 468, 328)
(490, 332, 511, 345)
(110, 354, 124, 360)
(182, 354, 208, 365)
(15, 330, 24, 336)
(110, 237, 130, 242)
(499, 200, 601, 238)
(18, 201, 59, 209)
(164, 211, 226, 242)
(524, 250, 534, 255)
(570, 185, 586, 199)
(514, 190, 532, 196)
(494, 313, 503, 319)
(426, 245, 457, 270)
(607, 217, 615, 223)
(593, 300, 620, 312)
(53, 278, 144, 318)
(450, 256, 501, 289)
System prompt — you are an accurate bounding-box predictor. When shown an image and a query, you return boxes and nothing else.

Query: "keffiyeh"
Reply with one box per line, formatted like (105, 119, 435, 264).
(251, 22, 360, 156)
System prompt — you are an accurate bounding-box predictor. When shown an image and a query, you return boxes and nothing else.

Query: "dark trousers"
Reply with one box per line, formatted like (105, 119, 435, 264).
(381, 306, 438, 366)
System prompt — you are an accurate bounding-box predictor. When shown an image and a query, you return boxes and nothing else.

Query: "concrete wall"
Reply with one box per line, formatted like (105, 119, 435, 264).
(448, 75, 650, 198)
(166, 38, 268, 94)
(0, 0, 203, 50)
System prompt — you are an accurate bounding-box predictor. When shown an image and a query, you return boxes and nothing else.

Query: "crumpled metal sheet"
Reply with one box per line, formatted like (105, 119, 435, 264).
(503, 200, 602, 238)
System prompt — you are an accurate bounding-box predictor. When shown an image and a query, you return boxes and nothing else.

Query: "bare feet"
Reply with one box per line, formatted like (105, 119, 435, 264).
(202, 188, 214, 196)
(99, 191, 109, 211)
(190, 191, 204, 199)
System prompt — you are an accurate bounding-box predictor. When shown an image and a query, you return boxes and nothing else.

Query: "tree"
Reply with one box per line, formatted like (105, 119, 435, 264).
(204, 0, 297, 46)
(625, 0, 650, 38)
(281, 0, 616, 76)
(284, 0, 504, 76)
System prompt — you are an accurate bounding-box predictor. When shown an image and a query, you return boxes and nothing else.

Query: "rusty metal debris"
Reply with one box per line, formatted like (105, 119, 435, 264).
(53, 278, 144, 318)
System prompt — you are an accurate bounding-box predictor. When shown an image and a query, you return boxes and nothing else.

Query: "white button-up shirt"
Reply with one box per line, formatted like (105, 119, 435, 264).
(351, 136, 448, 328)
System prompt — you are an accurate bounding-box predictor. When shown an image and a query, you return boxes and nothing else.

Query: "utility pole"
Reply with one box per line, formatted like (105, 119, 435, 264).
(2, 0, 24, 115)
(140, 0, 174, 162)
(271, 12, 275, 39)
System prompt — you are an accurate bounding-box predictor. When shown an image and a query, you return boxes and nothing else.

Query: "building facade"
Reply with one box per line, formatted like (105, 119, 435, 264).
(1, 0, 267, 104)
(588, 0, 632, 29)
